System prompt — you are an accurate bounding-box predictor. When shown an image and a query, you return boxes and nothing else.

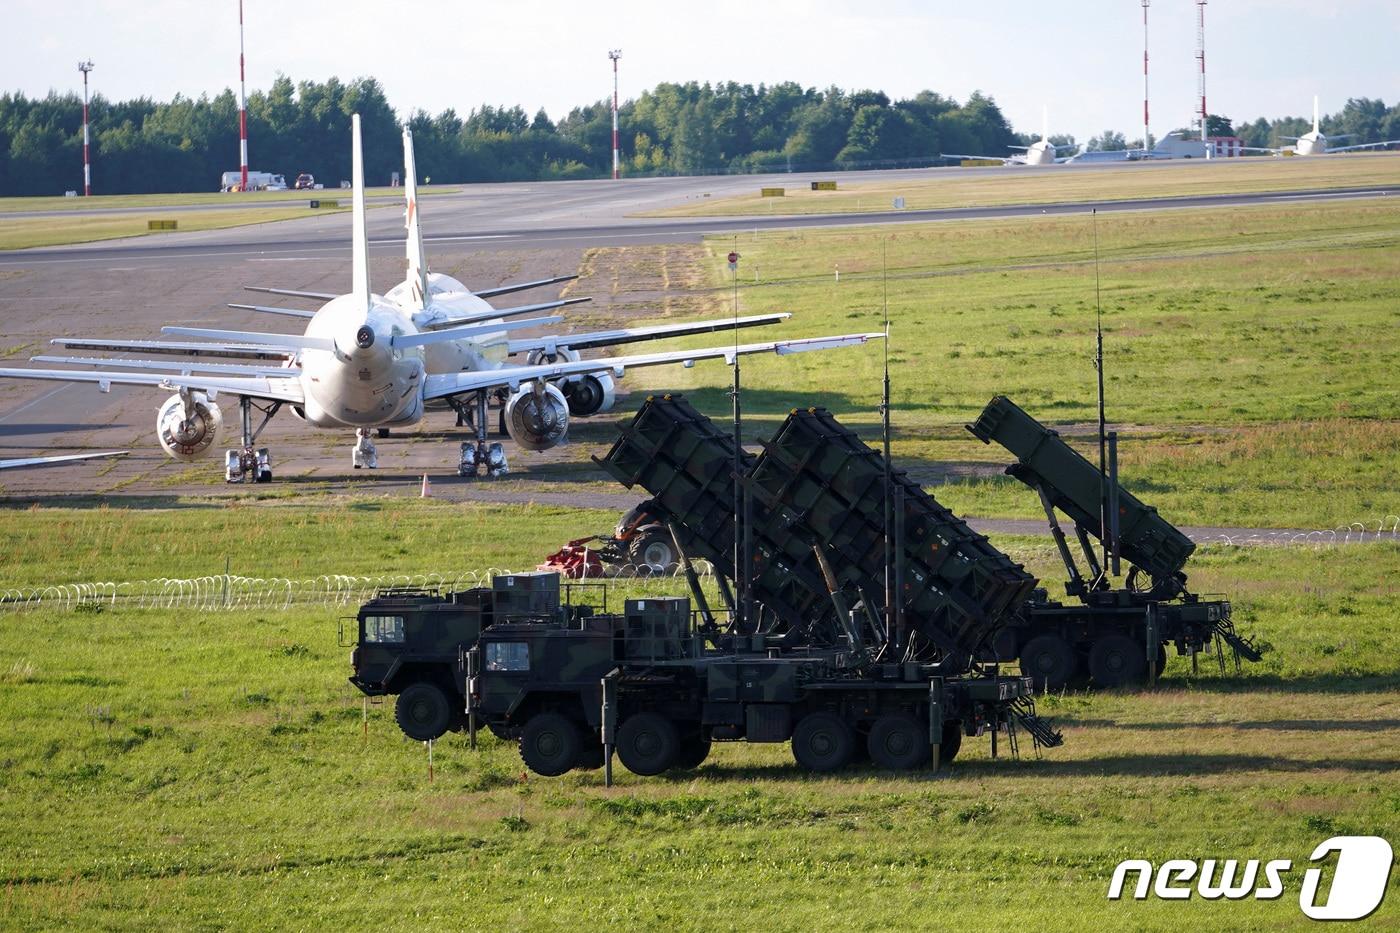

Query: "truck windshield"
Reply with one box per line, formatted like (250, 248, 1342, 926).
(363, 615, 405, 643)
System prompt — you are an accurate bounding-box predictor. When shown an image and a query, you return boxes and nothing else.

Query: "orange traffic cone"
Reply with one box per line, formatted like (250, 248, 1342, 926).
(420, 473, 432, 498)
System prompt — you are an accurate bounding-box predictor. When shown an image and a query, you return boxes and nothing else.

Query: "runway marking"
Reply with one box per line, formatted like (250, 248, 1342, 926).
(0, 383, 74, 423)
(422, 234, 518, 243)
(247, 257, 324, 262)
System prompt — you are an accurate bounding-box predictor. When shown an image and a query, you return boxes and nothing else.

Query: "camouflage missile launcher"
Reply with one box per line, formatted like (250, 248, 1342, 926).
(968, 395, 1260, 689)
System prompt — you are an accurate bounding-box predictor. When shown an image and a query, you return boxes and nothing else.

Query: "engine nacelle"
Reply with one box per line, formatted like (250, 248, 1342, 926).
(561, 372, 616, 417)
(503, 382, 569, 451)
(525, 347, 581, 366)
(156, 392, 224, 461)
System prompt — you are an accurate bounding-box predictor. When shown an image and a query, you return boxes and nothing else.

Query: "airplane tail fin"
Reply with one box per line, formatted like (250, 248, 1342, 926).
(351, 113, 371, 315)
(402, 126, 429, 311)
(1312, 95, 1320, 133)
(1042, 105, 1049, 144)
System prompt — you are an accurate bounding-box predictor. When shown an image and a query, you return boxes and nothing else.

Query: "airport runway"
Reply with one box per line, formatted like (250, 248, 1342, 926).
(0, 162, 1392, 509)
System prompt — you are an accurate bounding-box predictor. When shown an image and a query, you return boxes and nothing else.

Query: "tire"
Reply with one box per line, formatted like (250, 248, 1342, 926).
(791, 711, 856, 773)
(1089, 634, 1149, 688)
(1019, 634, 1078, 691)
(395, 682, 453, 741)
(616, 712, 680, 776)
(938, 723, 962, 765)
(518, 712, 583, 777)
(376, 427, 390, 438)
(673, 729, 712, 770)
(627, 529, 677, 573)
(575, 738, 605, 771)
(1153, 643, 1168, 679)
(867, 714, 931, 770)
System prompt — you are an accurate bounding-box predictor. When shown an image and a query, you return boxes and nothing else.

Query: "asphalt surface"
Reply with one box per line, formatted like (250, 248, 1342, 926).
(0, 159, 1391, 537)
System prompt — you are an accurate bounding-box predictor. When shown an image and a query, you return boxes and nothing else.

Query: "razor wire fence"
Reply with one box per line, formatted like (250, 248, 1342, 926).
(0, 562, 714, 614)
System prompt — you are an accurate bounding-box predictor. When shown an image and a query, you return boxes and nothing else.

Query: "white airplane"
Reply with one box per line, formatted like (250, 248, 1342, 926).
(1245, 96, 1400, 156)
(0, 115, 882, 483)
(943, 108, 1078, 166)
(0, 450, 127, 470)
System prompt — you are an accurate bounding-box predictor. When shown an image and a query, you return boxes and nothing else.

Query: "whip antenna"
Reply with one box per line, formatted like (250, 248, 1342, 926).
(1093, 209, 1109, 580)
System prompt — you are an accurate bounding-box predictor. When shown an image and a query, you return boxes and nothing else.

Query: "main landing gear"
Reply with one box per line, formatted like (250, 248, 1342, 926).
(451, 390, 507, 478)
(225, 396, 280, 484)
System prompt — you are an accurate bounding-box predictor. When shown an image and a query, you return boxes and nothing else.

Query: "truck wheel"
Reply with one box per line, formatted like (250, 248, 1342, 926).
(1019, 635, 1078, 691)
(1089, 634, 1149, 688)
(519, 713, 582, 777)
(627, 530, 677, 573)
(673, 729, 712, 770)
(939, 723, 962, 765)
(1153, 643, 1168, 679)
(791, 712, 856, 772)
(616, 712, 680, 776)
(867, 714, 931, 770)
(574, 737, 605, 771)
(395, 682, 453, 741)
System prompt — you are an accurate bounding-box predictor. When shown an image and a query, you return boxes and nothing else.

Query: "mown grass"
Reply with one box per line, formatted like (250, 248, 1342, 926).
(644, 151, 1400, 217)
(0, 186, 457, 214)
(0, 498, 1396, 929)
(0, 207, 348, 251)
(619, 197, 1400, 529)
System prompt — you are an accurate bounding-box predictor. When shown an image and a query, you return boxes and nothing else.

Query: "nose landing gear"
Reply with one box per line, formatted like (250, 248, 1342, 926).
(352, 428, 379, 469)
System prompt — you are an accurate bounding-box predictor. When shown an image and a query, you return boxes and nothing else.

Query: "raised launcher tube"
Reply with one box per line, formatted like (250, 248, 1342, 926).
(595, 395, 1038, 671)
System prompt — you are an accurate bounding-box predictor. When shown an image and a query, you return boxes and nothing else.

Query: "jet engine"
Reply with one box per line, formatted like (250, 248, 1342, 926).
(561, 372, 616, 417)
(503, 382, 569, 451)
(156, 391, 224, 461)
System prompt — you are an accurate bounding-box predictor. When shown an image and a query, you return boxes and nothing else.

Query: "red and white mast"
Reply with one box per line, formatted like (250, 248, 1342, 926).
(608, 49, 621, 180)
(1195, 0, 1208, 143)
(238, 0, 249, 191)
(1141, 0, 1151, 153)
(79, 60, 94, 196)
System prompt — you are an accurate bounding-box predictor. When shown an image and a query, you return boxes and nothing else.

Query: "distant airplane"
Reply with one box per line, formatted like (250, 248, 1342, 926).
(0, 450, 127, 470)
(0, 116, 882, 483)
(1244, 96, 1400, 156)
(942, 108, 1078, 166)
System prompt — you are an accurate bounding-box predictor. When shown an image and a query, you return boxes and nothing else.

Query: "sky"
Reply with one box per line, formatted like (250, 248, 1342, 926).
(6, 1, 1399, 142)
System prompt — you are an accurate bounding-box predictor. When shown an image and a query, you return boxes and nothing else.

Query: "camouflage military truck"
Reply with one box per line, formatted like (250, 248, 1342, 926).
(968, 395, 1259, 689)
(349, 572, 1054, 778)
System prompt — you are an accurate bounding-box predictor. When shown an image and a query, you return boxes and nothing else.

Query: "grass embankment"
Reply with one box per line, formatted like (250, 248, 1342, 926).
(0, 207, 347, 251)
(644, 151, 1400, 217)
(620, 197, 1400, 529)
(0, 500, 1396, 928)
(0, 186, 458, 214)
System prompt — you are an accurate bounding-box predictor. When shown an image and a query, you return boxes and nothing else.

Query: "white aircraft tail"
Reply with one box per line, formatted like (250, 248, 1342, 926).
(351, 113, 371, 315)
(1041, 105, 1049, 144)
(1312, 95, 1320, 133)
(402, 126, 429, 311)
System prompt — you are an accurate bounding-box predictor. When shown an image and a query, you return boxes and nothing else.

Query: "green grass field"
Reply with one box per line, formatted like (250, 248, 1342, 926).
(0, 186, 457, 214)
(0, 206, 348, 250)
(620, 197, 1400, 529)
(0, 501, 1395, 929)
(644, 152, 1400, 218)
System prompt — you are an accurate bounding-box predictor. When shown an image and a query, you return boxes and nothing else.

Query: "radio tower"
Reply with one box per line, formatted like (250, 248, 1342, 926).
(1141, 0, 1151, 153)
(79, 61, 95, 196)
(238, 0, 249, 191)
(1195, 0, 1208, 144)
(608, 50, 622, 180)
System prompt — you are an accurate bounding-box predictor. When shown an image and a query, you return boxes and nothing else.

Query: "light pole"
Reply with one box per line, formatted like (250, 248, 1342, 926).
(79, 61, 95, 196)
(238, 0, 249, 191)
(1141, 0, 1151, 154)
(608, 49, 621, 180)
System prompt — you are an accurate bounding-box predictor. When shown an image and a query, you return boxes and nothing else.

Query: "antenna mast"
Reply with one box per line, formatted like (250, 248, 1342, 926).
(1195, 0, 1208, 144)
(1092, 210, 1109, 579)
(608, 50, 622, 180)
(238, 0, 249, 191)
(1141, 0, 1151, 153)
(78, 61, 95, 196)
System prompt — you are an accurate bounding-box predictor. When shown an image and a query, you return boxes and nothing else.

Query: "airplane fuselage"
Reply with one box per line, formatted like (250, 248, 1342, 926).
(1294, 132, 1327, 156)
(298, 295, 426, 428)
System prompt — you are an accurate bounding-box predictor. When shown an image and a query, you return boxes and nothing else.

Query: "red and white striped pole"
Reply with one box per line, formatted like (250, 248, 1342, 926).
(238, 0, 249, 191)
(1141, 0, 1151, 153)
(608, 49, 621, 180)
(79, 61, 94, 196)
(1196, 0, 1208, 143)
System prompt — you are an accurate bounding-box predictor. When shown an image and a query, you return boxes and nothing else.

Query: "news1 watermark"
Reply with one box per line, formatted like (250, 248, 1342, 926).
(1108, 836, 1393, 921)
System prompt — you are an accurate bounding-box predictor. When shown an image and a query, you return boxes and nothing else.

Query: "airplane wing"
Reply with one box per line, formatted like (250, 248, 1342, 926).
(244, 285, 338, 301)
(941, 153, 1011, 164)
(52, 337, 296, 361)
(1326, 139, 1400, 153)
(422, 296, 592, 330)
(228, 303, 317, 319)
(475, 274, 579, 300)
(1239, 146, 1284, 154)
(161, 327, 335, 353)
(390, 316, 563, 349)
(32, 356, 298, 377)
(507, 314, 791, 355)
(0, 450, 128, 470)
(0, 367, 305, 405)
(423, 332, 883, 402)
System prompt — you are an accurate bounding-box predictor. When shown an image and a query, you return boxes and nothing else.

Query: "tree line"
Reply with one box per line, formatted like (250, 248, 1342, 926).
(3, 75, 1399, 196)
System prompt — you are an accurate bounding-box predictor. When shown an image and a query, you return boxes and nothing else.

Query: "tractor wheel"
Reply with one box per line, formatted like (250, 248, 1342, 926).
(394, 682, 453, 742)
(867, 714, 931, 770)
(616, 712, 680, 776)
(518, 712, 583, 777)
(791, 712, 856, 773)
(1019, 634, 1078, 691)
(1089, 634, 1149, 688)
(627, 529, 677, 574)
